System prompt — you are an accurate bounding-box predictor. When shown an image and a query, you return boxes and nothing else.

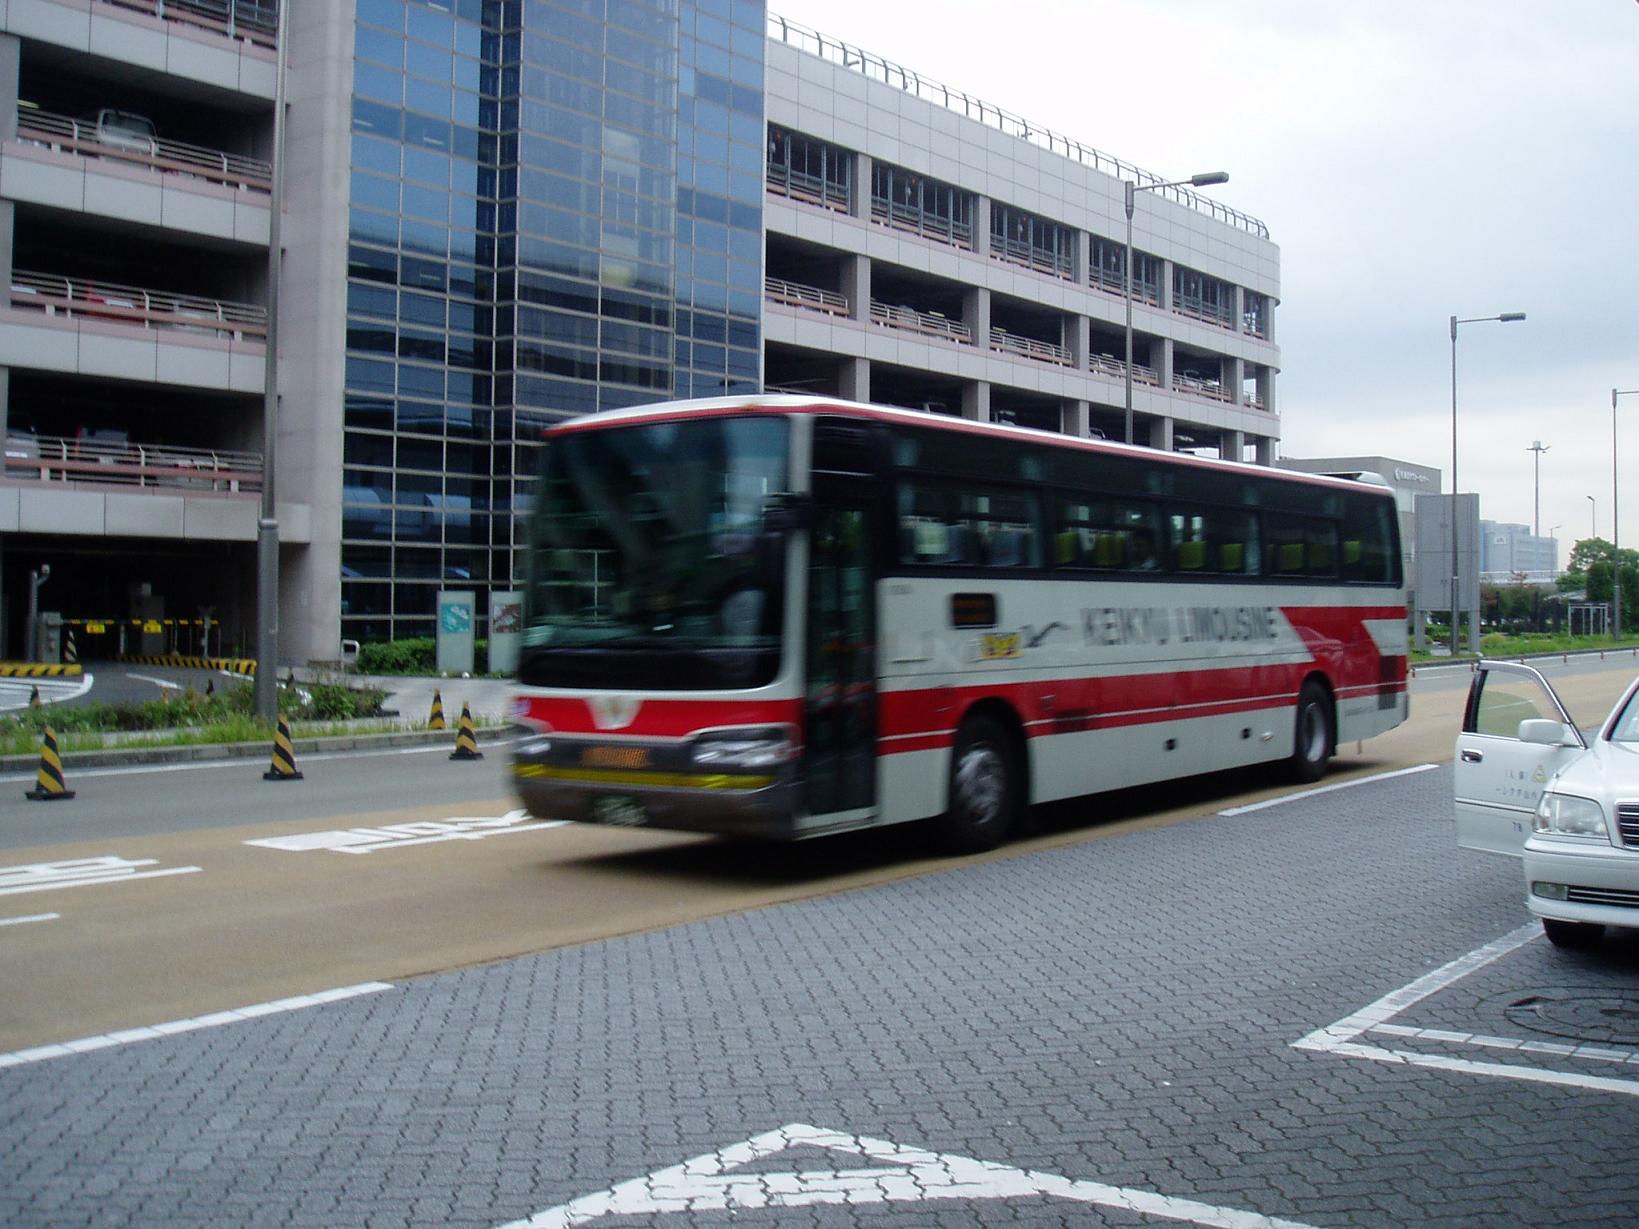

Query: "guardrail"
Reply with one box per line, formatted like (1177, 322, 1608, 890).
(766, 166, 850, 213)
(768, 13, 1269, 240)
(100, 0, 278, 49)
(16, 108, 272, 193)
(989, 233, 1074, 281)
(4, 435, 263, 493)
(869, 301, 973, 344)
(1090, 353, 1159, 385)
(1173, 372, 1233, 403)
(9, 271, 268, 341)
(990, 327, 1071, 366)
(765, 276, 849, 316)
(869, 198, 973, 248)
(1172, 297, 1236, 331)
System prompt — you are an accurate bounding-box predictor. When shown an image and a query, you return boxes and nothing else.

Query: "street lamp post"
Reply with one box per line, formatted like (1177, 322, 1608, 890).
(1589, 494, 1597, 539)
(1448, 312, 1526, 657)
(1614, 388, 1639, 641)
(1527, 440, 1549, 541)
(1124, 171, 1229, 446)
(253, 0, 289, 720)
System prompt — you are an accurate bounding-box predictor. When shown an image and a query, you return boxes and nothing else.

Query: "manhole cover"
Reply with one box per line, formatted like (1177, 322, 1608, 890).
(1490, 987, 1639, 1046)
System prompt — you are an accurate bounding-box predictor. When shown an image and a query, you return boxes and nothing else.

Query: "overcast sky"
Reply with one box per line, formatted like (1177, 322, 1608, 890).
(768, 0, 1639, 563)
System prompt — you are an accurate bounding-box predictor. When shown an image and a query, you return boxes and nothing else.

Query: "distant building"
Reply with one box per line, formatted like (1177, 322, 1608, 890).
(1480, 521, 1558, 580)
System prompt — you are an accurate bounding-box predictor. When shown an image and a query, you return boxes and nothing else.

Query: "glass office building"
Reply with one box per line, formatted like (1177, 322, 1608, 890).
(340, 0, 764, 643)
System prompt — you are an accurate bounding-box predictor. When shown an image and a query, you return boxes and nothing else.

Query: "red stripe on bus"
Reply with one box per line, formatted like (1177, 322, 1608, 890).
(515, 695, 802, 738)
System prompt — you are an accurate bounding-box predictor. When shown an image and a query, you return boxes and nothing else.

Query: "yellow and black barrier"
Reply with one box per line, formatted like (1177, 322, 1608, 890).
(0, 662, 84, 678)
(263, 717, 304, 781)
(118, 654, 257, 675)
(428, 688, 446, 730)
(25, 726, 75, 801)
(449, 703, 483, 761)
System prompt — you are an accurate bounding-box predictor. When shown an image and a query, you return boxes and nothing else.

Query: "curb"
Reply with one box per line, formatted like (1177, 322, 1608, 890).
(1, 725, 512, 774)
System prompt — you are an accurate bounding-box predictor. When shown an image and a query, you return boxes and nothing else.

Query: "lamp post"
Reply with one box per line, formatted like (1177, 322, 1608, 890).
(1124, 171, 1229, 445)
(253, 0, 289, 720)
(1527, 440, 1549, 541)
(1448, 312, 1525, 657)
(1614, 388, 1639, 641)
(1589, 494, 1596, 539)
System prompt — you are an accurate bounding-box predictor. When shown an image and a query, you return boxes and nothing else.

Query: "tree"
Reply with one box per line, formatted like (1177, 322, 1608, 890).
(1569, 537, 1615, 574)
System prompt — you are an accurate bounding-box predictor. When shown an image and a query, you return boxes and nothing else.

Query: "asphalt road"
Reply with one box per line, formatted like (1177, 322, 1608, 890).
(4, 660, 1639, 1226)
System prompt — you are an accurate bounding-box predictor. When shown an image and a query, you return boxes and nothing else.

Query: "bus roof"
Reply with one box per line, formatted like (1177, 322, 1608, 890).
(542, 395, 1391, 496)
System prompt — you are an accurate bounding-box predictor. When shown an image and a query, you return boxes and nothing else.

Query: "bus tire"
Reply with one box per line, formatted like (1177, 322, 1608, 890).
(1288, 680, 1333, 783)
(936, 713, 1019, 855)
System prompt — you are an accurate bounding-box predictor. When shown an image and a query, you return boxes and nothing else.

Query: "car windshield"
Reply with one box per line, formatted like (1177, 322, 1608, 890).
(521, 414, 789, 687)
(1608, 684, 1639, 742)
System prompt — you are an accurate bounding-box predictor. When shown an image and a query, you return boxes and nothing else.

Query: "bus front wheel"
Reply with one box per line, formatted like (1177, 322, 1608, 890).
(936, 713, 1019, 855)
(1288, 681, 1333, 783)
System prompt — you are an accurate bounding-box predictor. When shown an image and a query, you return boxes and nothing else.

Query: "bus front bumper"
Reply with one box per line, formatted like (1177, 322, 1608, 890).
(511, 735, 801, 840)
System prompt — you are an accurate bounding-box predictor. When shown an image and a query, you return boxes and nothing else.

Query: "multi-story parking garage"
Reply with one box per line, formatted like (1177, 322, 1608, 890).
(0, 0, 1279, 664)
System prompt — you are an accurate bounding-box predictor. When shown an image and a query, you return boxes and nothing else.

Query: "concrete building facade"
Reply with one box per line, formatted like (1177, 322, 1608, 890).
(0, 0, 1281, 663)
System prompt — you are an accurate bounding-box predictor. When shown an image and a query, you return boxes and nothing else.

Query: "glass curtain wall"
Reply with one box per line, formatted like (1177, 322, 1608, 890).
(342, 0, 764, 645)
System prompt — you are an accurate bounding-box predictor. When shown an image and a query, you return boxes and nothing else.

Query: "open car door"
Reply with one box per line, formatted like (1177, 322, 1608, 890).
(1455, 661, 1587, 856)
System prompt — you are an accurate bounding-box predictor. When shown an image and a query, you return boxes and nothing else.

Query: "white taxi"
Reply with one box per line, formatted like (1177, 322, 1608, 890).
(1456, 660, 1639, 948)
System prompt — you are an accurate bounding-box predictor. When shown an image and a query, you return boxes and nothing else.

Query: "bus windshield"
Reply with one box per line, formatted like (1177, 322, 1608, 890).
(522, 414, 789, 689)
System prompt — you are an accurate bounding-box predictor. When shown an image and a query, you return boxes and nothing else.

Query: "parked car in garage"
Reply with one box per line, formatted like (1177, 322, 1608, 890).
(1456, 660, 1639, 947)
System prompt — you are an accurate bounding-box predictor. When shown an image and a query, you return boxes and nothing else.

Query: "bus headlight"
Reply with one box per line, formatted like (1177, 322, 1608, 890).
(689, 730, 796, 771)
(1533, 793, 1607, 838)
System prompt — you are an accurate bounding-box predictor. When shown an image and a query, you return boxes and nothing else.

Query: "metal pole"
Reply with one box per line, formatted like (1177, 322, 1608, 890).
(1122, 181, 1135, 446)
(1614, 388, 1639, 640)
(253, 0, 288, 720)
(1449, 315, 1459, 659)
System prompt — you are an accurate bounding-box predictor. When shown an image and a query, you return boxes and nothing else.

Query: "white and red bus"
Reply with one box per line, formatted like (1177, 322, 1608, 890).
(512, 395, 1407, 853)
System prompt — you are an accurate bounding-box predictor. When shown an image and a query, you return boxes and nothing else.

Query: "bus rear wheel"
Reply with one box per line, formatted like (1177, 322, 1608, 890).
(936, 713, 1019, 855)
(1288, 681, 1333, 783)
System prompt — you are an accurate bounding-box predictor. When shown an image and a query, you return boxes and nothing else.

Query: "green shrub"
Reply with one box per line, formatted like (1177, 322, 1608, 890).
(356, 637, 435, 674)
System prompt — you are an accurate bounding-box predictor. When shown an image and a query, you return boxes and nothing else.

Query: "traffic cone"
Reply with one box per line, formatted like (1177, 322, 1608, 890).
(28, 685, 41, 708)
(63, 628, 78, 665)
(449, 702, 483, 760)
(25, 726, 75, 801)
(263, 715, 304, 781)
(427, 688, 446, 730)
(205, 679, 215, 697)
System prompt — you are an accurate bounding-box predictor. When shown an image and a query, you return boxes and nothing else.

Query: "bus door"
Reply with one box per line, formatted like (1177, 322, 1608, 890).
(803, 480, 878, 823)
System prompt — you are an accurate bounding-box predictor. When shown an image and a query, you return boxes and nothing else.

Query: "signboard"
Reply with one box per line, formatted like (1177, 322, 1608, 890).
(488, 590, 523, 675)
(435, 590, 475, 675)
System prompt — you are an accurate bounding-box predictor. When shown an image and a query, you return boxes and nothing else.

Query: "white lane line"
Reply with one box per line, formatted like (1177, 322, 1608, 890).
(1293, 923, 1639, 1097)
(0, 981, 393, 1069)
(246, 810, 565, 855)
(0, 856, 203, 898)
(1370, 1023, 1639, 1067)
(1218, 762, 1441, 815)
(127, 673, 183, 691)
(0, 912, 60, 928)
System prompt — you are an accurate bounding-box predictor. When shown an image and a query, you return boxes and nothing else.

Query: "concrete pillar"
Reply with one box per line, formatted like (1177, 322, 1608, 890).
(1148, 416, 1173, 451)
(961, 381, 990, 422)
(1226, 355, 1244, 406)
(1073, 228, 1090, 287)
(1232, 285, 1245, 335)
(1066, 314, 1090, 370)
(1065, 400, 1091, 439)
(0, 34, 18, 142)
(846, 253, 871, 324)
(1157, 259, 1172, 312)
(1222, 430, 1244, 463)
(971, 195, 990, 256)
(963, 285, 990, 351)
(850, 152, 871, 220)
(1255, 436, 1275, 467)
(838, 356, 870, 403)
(1257, 366, 1277, 418)
(1156, 337, 1174, 389)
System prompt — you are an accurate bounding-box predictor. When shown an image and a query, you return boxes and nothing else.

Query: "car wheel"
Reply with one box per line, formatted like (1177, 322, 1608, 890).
(1287, 680, 1333, 783)
(1542, 918, 1603, 949)
(935, 713, 1019, 855)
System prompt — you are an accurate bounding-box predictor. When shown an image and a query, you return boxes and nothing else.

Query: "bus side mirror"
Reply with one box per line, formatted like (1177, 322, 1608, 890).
(762, 492, 814, 533)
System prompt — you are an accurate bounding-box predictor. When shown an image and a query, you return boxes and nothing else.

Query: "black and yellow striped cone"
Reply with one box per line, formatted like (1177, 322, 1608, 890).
(28, 685, 41, 708)
(263, 715, 304, 781)
(25, 726, 75, 801)
(427, 688, 446, 730)
(449, 702, 483, 760)
(63, 629, 77, 665)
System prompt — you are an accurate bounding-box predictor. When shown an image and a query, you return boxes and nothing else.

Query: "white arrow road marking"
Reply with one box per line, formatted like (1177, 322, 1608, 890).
(0, 856, 201, 898)
(245, 809, 565, 855)
(498, 1122, 1327, 1229)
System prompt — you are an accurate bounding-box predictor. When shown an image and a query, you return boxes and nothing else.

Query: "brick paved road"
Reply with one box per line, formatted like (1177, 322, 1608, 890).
(5, 764, 1639, 1227)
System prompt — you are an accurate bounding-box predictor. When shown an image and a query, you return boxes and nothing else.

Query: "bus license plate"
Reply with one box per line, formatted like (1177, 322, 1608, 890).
(591, 795, 646, 827)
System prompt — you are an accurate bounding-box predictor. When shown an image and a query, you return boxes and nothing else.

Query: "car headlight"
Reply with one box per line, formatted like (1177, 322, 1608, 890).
(1533, 792, 1607, 838)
